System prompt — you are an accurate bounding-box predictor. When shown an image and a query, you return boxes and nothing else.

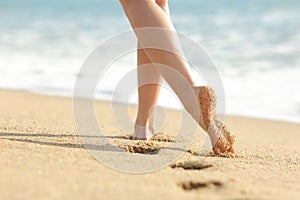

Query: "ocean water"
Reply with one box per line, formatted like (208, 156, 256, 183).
(0, 0, 300, 123)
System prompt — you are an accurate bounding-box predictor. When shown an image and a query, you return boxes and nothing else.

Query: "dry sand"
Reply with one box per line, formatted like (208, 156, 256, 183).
(0, 90, 299, 200)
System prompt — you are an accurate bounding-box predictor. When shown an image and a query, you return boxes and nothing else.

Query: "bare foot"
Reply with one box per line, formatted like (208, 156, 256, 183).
(195, 86, 235, 155)
(134, 115, 156, 140)
(209, 116, 235, 155)
(133, 123, 153, 140)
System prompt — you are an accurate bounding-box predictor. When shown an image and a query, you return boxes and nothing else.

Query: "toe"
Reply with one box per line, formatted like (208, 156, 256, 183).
(213, 146, 221, 155)
(228, 147, 235, 153)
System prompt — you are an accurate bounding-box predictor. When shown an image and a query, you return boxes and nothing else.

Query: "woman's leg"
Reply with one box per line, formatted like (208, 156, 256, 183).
(134, 45, 162, 139)
(120, 0, 199, 125)
(119, 0, 235, 154)
(134, 0, 170, 139)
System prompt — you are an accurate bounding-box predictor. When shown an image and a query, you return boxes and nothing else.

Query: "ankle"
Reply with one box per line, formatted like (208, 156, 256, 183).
(135, 117, 149, 127)
(192, 85, 203, 95)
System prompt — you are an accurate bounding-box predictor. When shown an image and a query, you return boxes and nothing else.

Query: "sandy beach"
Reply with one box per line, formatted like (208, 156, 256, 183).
(0, 89, 299, 200)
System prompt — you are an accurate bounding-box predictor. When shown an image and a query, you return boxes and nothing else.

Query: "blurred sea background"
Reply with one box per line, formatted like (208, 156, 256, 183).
(0, 0, 300, 123)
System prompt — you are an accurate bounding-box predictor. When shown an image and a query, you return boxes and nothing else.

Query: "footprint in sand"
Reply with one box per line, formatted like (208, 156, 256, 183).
(170, 160, 213, 170)
(179, 181, 223, 191)
(117, 133, 175, 154)
(113, 133, 192, 154)
(123, 133, 175, 142)
(121, 141, 161, 154)
(150, 133, 175, 142)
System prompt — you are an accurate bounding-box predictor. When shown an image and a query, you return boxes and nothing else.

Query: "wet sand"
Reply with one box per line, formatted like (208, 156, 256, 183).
(0, 90, 299, 200)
